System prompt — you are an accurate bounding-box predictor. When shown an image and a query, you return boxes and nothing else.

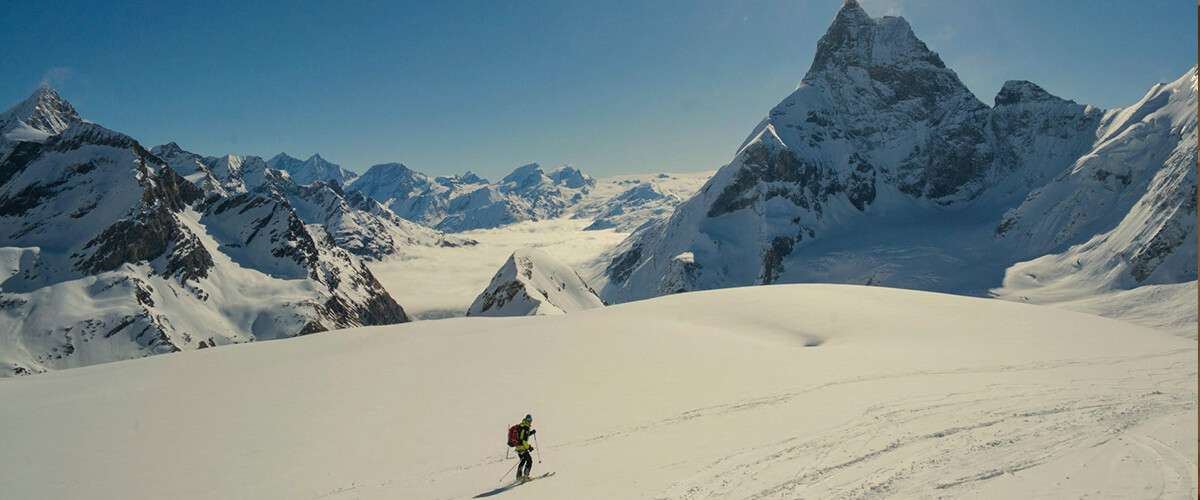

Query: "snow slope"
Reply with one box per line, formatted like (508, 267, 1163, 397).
(467, 248, 604, 317)
(0, 285, 1193, 499)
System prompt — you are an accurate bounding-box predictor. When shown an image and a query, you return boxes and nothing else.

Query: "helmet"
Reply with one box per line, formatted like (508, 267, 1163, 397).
(525, 414, 533, 422)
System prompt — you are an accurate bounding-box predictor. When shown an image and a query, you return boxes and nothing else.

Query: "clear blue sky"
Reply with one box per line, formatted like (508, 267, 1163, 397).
(1, 0, 1195, 180)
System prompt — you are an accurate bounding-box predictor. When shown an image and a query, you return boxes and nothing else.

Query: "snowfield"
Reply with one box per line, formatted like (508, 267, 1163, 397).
(0, 285, 1193, 499)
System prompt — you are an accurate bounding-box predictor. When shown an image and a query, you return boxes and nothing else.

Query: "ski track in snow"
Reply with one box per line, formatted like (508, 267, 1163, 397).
(413, 349, 1195, 500)
(646, 352, 1196, 500)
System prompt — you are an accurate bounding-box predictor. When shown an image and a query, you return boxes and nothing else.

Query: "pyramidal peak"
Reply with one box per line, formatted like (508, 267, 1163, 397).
(808, 0, 943, 77)
(2, 84, 82, 137)
(834, 0, 871, 25)
(995, 80, 1067, 107)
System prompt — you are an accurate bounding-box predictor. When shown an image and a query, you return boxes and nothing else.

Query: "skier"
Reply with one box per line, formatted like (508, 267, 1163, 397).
(514, 414, 536, 480)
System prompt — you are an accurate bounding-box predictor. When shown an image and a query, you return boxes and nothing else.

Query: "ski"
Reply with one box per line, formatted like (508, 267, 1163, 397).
(520, 472, 556, 483)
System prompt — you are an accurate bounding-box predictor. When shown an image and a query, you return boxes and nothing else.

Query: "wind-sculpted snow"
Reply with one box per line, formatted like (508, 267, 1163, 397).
(593, 0, 1198, 337)
(0, 285, 1192, 498)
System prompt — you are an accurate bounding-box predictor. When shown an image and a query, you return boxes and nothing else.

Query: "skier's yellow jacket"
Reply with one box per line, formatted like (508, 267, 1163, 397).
(515, 417, 534, 452)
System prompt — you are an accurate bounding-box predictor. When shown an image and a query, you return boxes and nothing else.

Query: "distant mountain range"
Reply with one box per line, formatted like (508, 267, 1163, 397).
(589, 0, 1196, 333)
(0, 86, 707, 374)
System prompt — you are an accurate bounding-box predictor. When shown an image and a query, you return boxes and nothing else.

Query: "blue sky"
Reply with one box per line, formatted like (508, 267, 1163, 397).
(1, 0, 1195, 180)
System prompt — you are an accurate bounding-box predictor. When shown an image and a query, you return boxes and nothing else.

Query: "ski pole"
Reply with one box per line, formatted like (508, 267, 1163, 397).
(534, 434, 542, 463)
(498, 460, 520, 483)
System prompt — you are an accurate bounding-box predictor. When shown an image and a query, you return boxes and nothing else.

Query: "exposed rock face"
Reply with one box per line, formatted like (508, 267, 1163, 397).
(0, 88, 410, 376)
(592, 1, 1196, 311)
(265, 177, 474, 260)
(468, 248, 604, 317)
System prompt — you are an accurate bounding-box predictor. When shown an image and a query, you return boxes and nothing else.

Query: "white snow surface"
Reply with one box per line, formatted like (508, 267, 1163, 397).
(467, 247, 604, 317)
(0, 284, 1193, 499)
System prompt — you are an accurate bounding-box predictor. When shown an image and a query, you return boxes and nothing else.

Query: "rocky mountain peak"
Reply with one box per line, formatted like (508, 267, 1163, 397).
(808, 0, 944, 77)
(502, 163, 545, 185)
(994, 80, 1065, 107)
(548, 165, 594, 189)
(1, 85, 82, 142)
(460, 170, 487, 184)
(152, 142, 190, 158)
(269, 152, 300, 163)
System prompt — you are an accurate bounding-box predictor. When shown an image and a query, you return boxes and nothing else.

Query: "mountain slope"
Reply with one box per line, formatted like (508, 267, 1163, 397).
(0, 285, 1192, 499)
(0, 90, 409, 375)
(590, 0, 1197, 332)
(467, 248, 604, 317)
(992, 70, 1198, 336)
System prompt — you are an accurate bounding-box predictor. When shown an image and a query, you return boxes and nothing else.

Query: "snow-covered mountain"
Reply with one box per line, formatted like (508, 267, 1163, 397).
(0, 85, 81, 155)
(265, 178, 474, 260)
(467, 248, 604, 317)
(583, 180, 683, 231)
(347, 162, 596, 232)
(266, 152, 358, 186)
(149, 143, 470, 260)
(591, 0, 1198, 326)
(0, 89, 410, 375)
(1, 285, 1193, 499)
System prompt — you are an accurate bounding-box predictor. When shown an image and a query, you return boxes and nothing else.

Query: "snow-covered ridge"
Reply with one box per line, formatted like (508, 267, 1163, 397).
(266, 152, 358, 186)
(467, 248, 604, 316)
